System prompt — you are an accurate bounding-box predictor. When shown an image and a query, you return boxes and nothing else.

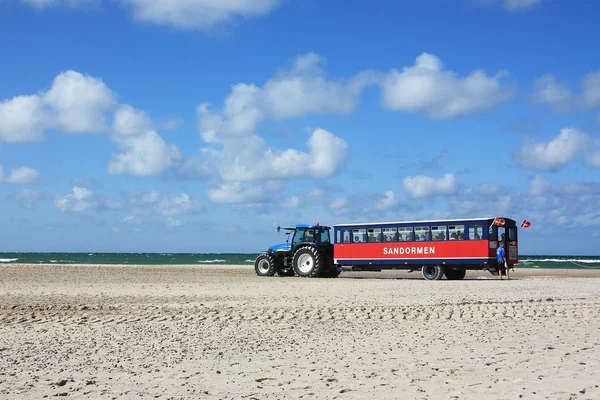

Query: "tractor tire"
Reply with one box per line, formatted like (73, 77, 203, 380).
(276, 267, 295, 277)
(293, 246, 325, 278)
(254, 253, 277, 277)
(422, 264, 444, 280)
(444, 269, 466, 280)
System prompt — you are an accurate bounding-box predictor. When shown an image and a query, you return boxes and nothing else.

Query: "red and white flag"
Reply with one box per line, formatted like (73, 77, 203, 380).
(520, 219, 531, 228)
(493, 217, 506, 226)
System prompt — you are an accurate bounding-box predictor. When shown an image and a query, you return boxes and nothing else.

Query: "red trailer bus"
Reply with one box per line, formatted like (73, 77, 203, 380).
(332, 217, 518, 280)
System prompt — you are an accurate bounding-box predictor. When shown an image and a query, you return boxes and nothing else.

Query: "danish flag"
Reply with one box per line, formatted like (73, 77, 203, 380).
(520, 219, 531, 228)
(492, 217, 506, 226)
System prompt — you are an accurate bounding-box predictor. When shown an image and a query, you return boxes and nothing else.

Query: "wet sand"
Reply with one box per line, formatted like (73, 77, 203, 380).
(1, 264, 599, 399)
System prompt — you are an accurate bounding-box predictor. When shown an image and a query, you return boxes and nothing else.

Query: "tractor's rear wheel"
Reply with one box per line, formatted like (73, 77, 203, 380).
(254, 253, 277, 276)
(293, 246, 324, 278)
(422, 264, 444, 280)
(444, 269, 466, 280)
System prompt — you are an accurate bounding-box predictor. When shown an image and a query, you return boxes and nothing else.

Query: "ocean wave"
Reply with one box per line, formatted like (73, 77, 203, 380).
(522, 258, 600, 263)
(0, 258, 19, 263)
(244, 259, 255, 263)
(197, 259, 226, 263)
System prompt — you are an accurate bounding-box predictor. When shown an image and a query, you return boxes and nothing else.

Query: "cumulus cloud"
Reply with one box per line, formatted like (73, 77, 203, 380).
(533, 75, 573, 113)
(0, 70, 116, 143)
(15, 189, 44, 208)
(0, 95, 48, 143)
(151, 193, 204, 216)
(44, 70, 117, 133)
(55, 186, 96, 213)
(403, 173, 459, 199)
(207, 182, 267, 204)
(0, 165, 40, 184)
(166, 217, 182, 227)
(502, 0, 544, 11)
(123, 215, 141, 225)
(108, 131, 182, 177)
(112, 105, 153, 136)
(514, 128, 592, 171)
(583, 71, 600, 108)
(533, 70, 600, 112)
(198, 53, 376, 143)
(374, 191, 400, 211)
(121, 0, 282, 30)
(380, 53, 513, 118)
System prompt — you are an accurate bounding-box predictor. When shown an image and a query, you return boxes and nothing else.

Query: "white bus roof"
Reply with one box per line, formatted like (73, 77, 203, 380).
(333, 217, 506, 227)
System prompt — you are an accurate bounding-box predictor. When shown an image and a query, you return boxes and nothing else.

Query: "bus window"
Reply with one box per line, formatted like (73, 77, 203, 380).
(368, 228, 381, 242)
(352, 229, 366, 243)
(448, 225, 464, 240)
(399, 227, 413, 241)
(343, 230, 350, 243)
(431, 226, 446, 241)
(489, 225, 498, 241)
(509, 228, 517, 242)
(415, 226, 429, 241)
(469, 224, 483, 240)
(383, 227, 397, 242)
(336, 230, 341, 244)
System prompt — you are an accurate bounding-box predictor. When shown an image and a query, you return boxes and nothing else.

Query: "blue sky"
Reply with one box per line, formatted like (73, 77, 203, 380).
(1, 0, 600, 255)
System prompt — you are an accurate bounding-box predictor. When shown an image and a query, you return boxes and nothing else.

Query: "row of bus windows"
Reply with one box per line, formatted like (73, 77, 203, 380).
(339, 225, 484, 243)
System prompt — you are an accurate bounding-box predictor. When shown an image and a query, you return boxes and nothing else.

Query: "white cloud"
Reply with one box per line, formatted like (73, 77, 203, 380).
(166, 217, 182, 227)
(108, 131, 182, 177)
(207, 182, 266, 204)
(0, 70, 116, 143)
(2, 167, 40, 184)
(44, 70, 117, 133)
(20, 0, 95, 8)
(121, 0, 282, 30)
(15, 189, 43, 208)
(582, 71, 600, 108)
(503, 0, 544, 11)
(112, 104, 153, 136)
(0, 95, 48, 143)
(380, 53, 513, 118)
(198, 53, 376, 143)
(403, 173, 459, 199)
(214, 128, 348, 182)
(533, 75, 573, 113)
(374, 191, 400, 211)
(55, 186, 95, 213)
(156, 193, 204, 216)
(515, 128, 590, 171)
(123, 215, 141, 225)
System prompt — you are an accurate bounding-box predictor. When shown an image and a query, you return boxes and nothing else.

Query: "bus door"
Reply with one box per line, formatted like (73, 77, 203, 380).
(334, 227, 352, 261)
(496, 223, 518, 265)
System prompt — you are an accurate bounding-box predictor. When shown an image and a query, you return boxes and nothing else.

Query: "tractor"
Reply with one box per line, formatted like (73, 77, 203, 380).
(254, 223, 341, 278)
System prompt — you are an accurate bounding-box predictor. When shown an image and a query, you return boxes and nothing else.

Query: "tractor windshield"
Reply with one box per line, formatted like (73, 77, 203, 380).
(291, 227, 331, 245)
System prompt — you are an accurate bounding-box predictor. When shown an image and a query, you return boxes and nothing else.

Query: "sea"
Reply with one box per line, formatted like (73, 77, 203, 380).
(0, 253, 599, 269)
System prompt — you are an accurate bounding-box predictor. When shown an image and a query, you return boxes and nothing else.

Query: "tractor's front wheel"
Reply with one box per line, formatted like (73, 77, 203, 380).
(293, 246, 324, 278)
(254, 253, 277, 276)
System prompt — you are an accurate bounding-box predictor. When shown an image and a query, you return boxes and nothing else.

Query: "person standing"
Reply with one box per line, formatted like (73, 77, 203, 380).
(497, 242, 509, 280)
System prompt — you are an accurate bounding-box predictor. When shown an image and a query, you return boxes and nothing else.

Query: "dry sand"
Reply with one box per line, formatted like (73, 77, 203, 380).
(1, 264, 600, 399)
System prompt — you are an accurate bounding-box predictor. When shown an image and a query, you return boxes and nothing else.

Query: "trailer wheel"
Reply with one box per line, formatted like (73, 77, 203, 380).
(293, 246, 324, 278)
(254, 253, 277, 276)
(321, 265, 342, 278)
(444, 269, 466, 280)
(422, 264, 444, 280)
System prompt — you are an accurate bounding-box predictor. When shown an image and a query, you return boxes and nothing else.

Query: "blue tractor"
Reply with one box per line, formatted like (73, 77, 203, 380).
(254, 223, 341, 278)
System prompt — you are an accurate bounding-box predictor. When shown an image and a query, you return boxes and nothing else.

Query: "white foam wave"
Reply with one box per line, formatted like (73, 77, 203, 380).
(0, 258, 19, 263)
(523, 258, 600, 263)
(245, 259, 254, 263)
(198, 259, 226, 263)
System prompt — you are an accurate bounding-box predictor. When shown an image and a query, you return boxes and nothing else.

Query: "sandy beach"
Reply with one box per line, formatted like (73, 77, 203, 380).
(1, 264, 599, 399)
